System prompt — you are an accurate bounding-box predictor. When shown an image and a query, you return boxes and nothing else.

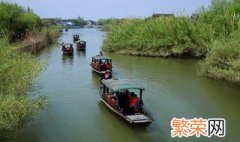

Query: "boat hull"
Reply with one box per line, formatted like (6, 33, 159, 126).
(63, 51, 73, 55)
(91, 64, 108, 74)
(100, 97, 152, 126)
(77, 47, 86, 50)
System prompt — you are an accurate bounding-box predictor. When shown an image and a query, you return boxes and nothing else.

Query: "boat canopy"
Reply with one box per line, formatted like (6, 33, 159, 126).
(77, 40, 86, 44)
(61, 43, 72, 46)
(92, 55, 111, 60)
(101, 78, 144, 92)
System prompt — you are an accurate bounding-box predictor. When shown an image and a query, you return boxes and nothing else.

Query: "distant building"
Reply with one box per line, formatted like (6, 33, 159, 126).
(59, 19, 76, 26)
(86, 20, 97, 26)
(152, 13, 174, 18)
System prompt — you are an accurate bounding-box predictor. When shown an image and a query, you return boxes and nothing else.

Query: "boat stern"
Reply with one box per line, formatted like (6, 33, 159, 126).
(126, 114, 153, 125)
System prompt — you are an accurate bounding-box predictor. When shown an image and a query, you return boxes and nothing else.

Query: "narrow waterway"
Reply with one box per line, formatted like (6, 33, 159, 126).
(16, 28, 240, 142)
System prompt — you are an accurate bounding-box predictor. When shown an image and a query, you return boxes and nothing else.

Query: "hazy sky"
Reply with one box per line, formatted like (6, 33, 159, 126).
(8, 0, 211, 20)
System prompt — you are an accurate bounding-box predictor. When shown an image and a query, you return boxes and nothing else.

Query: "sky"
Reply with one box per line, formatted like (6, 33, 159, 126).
(7, 0, 211, 20)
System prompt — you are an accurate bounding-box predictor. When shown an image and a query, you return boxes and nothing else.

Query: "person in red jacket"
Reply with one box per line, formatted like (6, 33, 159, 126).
(129, 92, 139, 108)
(105, 61, 111, 70)
(103, 70, 112, 79)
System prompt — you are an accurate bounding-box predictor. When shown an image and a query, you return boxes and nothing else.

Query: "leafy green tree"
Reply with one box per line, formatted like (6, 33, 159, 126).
(74, 17, 86, 26)
(13, 13, 41, 34)
(97, 18, 114, 25)
(0, 2, 43, 40)
(0, 2, 25, 35)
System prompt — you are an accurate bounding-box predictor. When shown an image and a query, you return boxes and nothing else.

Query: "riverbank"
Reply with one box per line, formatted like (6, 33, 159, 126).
(0, 25, 60, 138)
(20, 26, 61, 53)
(0, 2, 62, 136)
(102, 0, 240, 83)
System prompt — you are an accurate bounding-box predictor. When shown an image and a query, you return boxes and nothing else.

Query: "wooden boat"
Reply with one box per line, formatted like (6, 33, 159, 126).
(62, 43, 74, 55)
(76, 40, 86, 50)
(91, 53, 112, 74)
(100, 78, 153, 126)
(65, 28, 68, 32)
(73, 34, 80, 42)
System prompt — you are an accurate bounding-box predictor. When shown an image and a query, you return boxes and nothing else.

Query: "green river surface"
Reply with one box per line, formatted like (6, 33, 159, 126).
(16, 28, 240, 142)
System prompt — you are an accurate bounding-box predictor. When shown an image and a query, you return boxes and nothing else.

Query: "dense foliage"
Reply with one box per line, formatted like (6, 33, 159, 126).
(200, 32, 240, 83)
(0, 2, 59, 134)
(0, 2, 41, 41)
(199, 0, 240, 83)
(103, 0, 240, 83)
(0, 39, 47, 131)
(103, 17, 211, 57)
(97, 18, 115, 25)
(74, 17, 87, 26)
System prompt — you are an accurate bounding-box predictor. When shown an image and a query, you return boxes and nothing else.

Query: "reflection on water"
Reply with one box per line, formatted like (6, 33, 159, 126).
(15, 28, 240, 142)
(76, 50, 86, 58)
(62, 54, 74, 64)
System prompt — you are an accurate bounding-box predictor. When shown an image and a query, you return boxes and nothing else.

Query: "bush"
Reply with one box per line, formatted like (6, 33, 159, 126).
(13, 13, 41, 34)
(0, 39, 47, 131)
(102, 0, 240, 83)
(0, 95, 47, 130)
(103, 17, 211, 57)
(0, 2, 42, 41)
(200, 31, 240, 83)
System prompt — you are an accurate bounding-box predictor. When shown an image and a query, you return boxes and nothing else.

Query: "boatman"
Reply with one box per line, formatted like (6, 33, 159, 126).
(103, 70, 112, 80)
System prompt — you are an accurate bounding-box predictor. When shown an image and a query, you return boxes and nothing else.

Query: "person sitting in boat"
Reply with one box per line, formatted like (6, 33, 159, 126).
(129, 92, 139, 108)
(128, 92, 140, 114)
(92, 59, 96, 66)
(99, 60, 104, 71)
(102, 70, 112, 80)
(69, 44, 73, 51)
(81, 42, 85, 47)
(105, 61, 111, 70)
(108, 93, 117, 106)
(62, 44, 66, 52)
(118, 90, 131, 114)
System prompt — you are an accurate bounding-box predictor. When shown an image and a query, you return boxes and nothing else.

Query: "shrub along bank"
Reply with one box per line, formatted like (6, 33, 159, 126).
(103, 17, 211, 58)
(0, 1, 60, 136)
(102, 0, 240, 83)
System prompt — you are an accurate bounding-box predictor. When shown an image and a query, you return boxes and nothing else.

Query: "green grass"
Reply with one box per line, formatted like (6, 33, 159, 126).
(0, 38, 47, 131)
(103, 0, 240, 83)
(0, 2, 60, 136)
(199, 31, 240, 83)
(103, 17, 211, 57)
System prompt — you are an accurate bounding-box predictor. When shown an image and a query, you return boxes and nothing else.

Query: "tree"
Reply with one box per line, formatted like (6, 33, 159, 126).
(0, 2, 25, 35)
(97, 18, 114, 25)
(74, 17, 86, 26)
(13, 13, 41, 34)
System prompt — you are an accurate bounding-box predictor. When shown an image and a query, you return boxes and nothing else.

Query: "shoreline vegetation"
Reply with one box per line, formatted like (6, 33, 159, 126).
(0, 1, 60, 137)
(102, 0, 240, 83)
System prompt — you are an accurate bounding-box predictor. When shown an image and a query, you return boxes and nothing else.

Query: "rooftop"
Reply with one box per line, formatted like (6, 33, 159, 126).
(101, 78, 144, 91)
(92, 55, 111, 60)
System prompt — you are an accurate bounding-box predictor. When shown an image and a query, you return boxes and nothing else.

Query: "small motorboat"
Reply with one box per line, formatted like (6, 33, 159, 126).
(91, 53, 112, 74)
(65, 28, 68, 32)
(99, 78, 153, 126)
(73, 34, 80, 42)
(61, 43, 74, 55)
(76, 40, 86, 50)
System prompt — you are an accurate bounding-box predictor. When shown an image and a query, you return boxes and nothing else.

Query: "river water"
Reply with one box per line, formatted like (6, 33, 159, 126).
(16, 28, 240, 142)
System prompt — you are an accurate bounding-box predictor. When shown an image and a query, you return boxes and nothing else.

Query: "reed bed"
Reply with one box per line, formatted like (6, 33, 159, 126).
(0, 39, 47, 132)
(103, 0, 240, 83)
(103, 17, 211, 58)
